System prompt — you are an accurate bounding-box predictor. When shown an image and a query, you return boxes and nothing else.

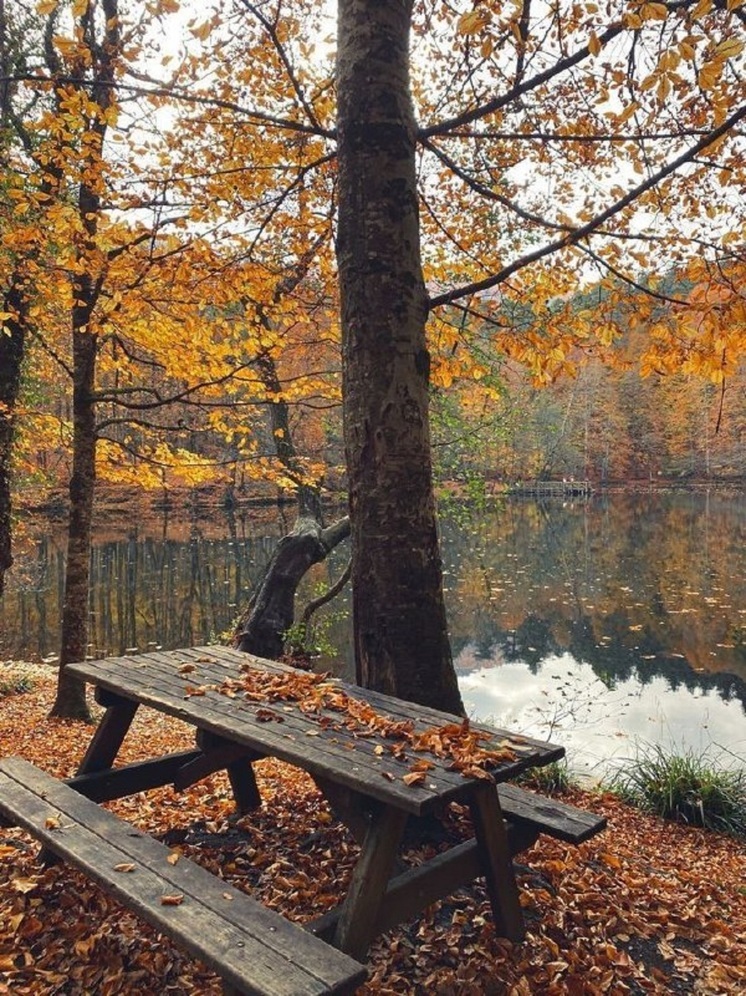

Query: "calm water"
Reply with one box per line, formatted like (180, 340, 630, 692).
(2, 491, 744, 776)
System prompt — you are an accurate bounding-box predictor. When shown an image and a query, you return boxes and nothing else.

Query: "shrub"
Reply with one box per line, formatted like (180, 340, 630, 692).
(608, 744, 746, 839)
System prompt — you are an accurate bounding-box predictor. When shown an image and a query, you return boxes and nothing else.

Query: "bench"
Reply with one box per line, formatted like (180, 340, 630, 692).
(497, 783, 607, 852)
(0, 757, 367, 996)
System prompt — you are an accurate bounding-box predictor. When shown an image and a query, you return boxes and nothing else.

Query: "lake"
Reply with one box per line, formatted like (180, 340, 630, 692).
(2, 490, 744, 779)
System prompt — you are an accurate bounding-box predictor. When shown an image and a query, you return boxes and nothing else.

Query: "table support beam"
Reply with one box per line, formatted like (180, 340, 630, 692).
(196, 730, 262, 813)
(469, 782, 526, 942)
(334, 805, 408, 960)
(76, 692, 139, 775)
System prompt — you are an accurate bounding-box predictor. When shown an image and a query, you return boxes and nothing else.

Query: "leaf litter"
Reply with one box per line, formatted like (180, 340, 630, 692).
(0, 673, 744, 994)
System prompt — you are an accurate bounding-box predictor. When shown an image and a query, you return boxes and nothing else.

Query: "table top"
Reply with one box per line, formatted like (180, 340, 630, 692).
(68, 646, 564, 817)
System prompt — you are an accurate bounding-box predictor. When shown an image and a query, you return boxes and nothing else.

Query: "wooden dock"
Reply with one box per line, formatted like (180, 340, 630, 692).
(508, 480, 593, 498)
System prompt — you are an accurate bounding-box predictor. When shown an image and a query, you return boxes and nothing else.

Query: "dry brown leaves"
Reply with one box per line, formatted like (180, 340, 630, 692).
(1, 676, 745, 995)
(201, 663, 517, 776)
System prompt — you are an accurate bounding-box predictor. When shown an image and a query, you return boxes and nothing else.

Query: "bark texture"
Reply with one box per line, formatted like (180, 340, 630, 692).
(235, 514, 350, 659)
(336, 0, 463, 713)
(0, 275, 28, 597)
(50, 0, 120, 720)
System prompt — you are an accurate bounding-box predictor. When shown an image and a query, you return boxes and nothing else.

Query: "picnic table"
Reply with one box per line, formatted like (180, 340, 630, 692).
(0, 646, 606, 995)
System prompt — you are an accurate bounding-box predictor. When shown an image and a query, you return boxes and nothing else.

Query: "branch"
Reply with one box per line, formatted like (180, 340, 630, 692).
(237, 0, 322, 133)
(429, 102, 746, 309)
(423, 137, 570, 234)
(421, 0, 698, 138)
(3, 72, 335, 139)
(297, 556, 351, 636)
(576, 244, 691, 306)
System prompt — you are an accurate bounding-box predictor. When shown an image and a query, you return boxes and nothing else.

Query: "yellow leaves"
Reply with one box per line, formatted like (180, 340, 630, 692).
(616, 101, 640, 124)
(36, 0, 58, 14)
(639, 2, 669, 20)
(715, 37, 745, 60)
(457, 10, 492, 36)
(190, 20, 213, 41)
(696, 35, 741, 93)
(588, 32, 602, 57)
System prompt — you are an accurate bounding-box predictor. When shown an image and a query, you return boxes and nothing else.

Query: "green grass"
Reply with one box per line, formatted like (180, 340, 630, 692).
(0, 673, 35, 698)
(608, 744, 746, 839)
(518, 759, 573, 795)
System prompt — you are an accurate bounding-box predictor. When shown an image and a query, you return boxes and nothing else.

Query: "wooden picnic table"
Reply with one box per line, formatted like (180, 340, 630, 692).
(64, 646, 566, 961)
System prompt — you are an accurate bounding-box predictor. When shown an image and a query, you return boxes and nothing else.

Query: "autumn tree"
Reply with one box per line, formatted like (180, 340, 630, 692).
(3, 1, 347, 715)
(5, 0, 744, 717)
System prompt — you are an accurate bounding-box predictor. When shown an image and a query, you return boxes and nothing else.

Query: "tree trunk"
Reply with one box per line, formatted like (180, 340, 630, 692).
(0, 275, 28, 597)
(50, 0, 119, 720)
(336, 0, 463, 714)
(235, 513, 350, 659)
(50, 325, 97, 720)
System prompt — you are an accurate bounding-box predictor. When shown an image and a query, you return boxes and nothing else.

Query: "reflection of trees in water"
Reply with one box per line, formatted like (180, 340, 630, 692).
(442, 491, 746, 713)
(456, 610, 746, 712)
(2, 493, 745, 721)
(0, 512, 286, 661)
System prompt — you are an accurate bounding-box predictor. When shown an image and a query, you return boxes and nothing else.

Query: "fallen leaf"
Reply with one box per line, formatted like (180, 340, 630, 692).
(160, 894, 185, 906)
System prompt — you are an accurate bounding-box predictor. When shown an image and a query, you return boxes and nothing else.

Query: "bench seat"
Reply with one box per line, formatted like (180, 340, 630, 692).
(0, 757, 366, 996)
(498, 783, 607, 845)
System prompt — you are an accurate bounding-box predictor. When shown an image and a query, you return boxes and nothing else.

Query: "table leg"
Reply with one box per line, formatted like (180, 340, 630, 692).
(333, 804, 408, 960)
(469, 781, 526, 942)
(76, 690, 139, 775)
(196, 730, 261, 813)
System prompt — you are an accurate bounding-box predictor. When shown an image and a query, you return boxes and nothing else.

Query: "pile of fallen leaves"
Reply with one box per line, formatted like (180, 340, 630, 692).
(1, 672, 744, 995)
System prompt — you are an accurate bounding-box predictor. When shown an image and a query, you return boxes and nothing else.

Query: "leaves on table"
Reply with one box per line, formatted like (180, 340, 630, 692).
(188, 663, 517, 782)
(1, 674, 744, 994)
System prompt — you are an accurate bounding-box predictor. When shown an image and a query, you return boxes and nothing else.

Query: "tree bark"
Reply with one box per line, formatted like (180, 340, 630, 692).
(235, 514, 350, 659)
(0, 274, 28, 597)
(336, 0, 463, 713)
(51, 325, 97, 720)
(50, 0, 120, 719)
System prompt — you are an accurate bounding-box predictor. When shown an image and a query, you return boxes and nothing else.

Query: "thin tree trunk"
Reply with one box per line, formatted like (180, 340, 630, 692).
(0, 276, 28, 597)
(336, 0, 463, 713)
(51, 328, 97, 719)
(49, 0, 119, 719)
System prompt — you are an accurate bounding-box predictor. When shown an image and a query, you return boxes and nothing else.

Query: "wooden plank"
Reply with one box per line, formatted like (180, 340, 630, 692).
(0, 758, 366, 996)
(333, 805, 408, 960)
(69, 654, 466, 816)
(67, 750, 202, 802)
(468, 782, 525, 942)
(194, 731, 262, 812)
(498, 784, 607, 844)
(310, 819, 539, 942)
(76, 696, 139, 774)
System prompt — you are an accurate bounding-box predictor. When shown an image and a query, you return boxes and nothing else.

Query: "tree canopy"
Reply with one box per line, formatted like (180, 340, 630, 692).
(1, 0, 744, 712)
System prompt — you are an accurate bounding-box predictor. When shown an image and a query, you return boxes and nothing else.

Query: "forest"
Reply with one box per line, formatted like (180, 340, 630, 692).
(1, 0, 744, 719)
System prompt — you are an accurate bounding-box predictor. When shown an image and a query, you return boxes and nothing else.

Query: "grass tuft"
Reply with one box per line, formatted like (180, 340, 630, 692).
(518, 759, 573, 795)
(0, 674, 36, 698)
(608, 744, 746, 839)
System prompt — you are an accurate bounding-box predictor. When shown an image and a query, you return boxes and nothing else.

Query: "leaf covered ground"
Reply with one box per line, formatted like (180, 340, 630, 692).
(0, 670, 744, 995)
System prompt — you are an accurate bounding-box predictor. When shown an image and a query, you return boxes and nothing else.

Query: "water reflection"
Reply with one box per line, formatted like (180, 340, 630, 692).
(442, 489, 746, 771)
(1, 491, 744, 768)
(458, 652, 746, 779)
